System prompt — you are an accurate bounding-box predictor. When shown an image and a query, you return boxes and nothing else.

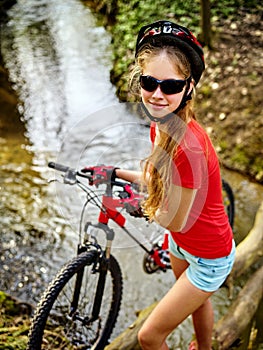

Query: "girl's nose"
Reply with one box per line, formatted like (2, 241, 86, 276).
(151, 85, 164, 98)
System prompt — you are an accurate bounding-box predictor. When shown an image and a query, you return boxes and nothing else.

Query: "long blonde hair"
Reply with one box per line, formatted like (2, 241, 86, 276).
(131, 45, 196, 220)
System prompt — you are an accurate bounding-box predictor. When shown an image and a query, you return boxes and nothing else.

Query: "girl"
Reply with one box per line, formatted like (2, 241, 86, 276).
(115, 20, 235, 350)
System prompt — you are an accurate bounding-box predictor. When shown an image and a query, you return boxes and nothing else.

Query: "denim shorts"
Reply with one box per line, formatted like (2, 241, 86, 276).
(168, 235, 236, 292)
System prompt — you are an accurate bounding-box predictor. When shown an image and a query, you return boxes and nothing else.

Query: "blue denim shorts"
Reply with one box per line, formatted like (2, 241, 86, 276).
(168, 235, 236, 292)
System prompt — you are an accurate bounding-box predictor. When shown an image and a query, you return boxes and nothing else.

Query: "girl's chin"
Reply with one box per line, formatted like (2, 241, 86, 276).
(147, 107, 169, 119)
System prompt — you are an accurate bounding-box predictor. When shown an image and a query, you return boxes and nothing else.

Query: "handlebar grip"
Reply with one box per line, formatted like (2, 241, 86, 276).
(48, 162, 70, 173)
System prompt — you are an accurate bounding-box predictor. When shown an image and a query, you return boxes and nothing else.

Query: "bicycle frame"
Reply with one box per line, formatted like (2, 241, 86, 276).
(68, 179, 166, 325)
(97, 183, 153, 257)
(65, 181, 152, 326)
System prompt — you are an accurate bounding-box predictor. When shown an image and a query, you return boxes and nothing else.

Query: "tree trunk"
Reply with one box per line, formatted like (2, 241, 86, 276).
(105, 303, 158, 350)
(200, 0, 212, 48)
(213, 264, 263, 349)
(229, 201, 263, 280)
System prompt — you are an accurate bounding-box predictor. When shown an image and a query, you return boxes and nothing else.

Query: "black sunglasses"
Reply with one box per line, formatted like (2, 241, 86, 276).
(139, 75, 187, 95)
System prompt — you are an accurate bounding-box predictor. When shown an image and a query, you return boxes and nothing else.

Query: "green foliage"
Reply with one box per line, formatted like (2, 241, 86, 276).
(211, 0, 261, 18)
(231, 145, 251, 169)
(0, 292, 19, 316)
(219, 140, 228, 153)
(199, 84, 213, 97)
(252, 158, 263, 182)
(0, 291, 29, 350)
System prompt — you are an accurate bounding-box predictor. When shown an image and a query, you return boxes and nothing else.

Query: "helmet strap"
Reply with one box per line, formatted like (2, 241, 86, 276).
(140, 78, 192, 124)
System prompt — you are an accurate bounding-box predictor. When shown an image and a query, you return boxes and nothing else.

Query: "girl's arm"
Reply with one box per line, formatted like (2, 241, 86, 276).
(116, 168, 195, 232)
(115, 168, 143, 183)
(154, 184, 197, 232)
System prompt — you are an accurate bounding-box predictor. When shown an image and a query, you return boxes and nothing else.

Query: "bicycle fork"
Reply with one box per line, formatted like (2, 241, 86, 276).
(69, 224, 114, 325)
(88, 223, 115, 322)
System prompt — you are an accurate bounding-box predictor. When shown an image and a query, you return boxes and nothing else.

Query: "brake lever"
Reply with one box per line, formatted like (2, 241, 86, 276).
(48, 178, 60, 184)
(64, 169, 78, 185)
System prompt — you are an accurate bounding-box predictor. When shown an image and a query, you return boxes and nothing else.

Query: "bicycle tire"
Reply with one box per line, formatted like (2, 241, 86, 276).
(27, 251, 122, 350)
(222, 179, 235, 229)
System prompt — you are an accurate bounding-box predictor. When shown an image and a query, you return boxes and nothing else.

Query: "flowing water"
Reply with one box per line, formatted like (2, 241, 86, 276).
(0, 1, 262, 348)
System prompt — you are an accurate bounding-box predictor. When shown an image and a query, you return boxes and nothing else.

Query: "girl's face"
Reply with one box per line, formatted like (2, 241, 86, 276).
(141, 53, 191, 120)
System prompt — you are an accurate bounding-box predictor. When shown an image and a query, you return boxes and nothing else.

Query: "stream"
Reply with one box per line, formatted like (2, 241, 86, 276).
(1, 0, 263, 348)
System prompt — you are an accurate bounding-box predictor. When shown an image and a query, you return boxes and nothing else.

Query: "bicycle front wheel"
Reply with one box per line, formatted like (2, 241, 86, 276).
(27, 251, 122, 350)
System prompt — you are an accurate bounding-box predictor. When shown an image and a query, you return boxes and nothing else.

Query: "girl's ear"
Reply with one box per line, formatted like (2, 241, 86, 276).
(187, 80, 195, 96)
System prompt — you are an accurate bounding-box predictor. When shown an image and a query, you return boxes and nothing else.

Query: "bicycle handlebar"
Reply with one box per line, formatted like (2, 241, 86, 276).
(48, 161, 94, 186)
(48, 161, 70, 173)
(48, 161, 147, 219)
(48, 161, 93, 179)
(48, 161, 136, 191)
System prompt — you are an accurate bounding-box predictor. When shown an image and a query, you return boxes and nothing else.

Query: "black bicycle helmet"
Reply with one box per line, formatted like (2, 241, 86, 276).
(135, 20, 205, 85)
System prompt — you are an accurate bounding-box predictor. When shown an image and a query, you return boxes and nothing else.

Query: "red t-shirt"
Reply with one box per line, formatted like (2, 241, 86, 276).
(150, 120, 233, 258)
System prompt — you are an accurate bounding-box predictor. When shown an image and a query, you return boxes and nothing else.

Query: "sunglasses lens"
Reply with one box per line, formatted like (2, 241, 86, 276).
(140, 75, 158, 92)
(140, 75, 186, 95)
(161, 80, 186, 94)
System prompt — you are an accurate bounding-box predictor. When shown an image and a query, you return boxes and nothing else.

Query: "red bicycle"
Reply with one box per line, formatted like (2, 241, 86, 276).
(27, 162, 234, 350)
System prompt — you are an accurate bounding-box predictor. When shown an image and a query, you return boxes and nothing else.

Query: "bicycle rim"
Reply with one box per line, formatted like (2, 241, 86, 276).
(27, 252, 122, 350)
